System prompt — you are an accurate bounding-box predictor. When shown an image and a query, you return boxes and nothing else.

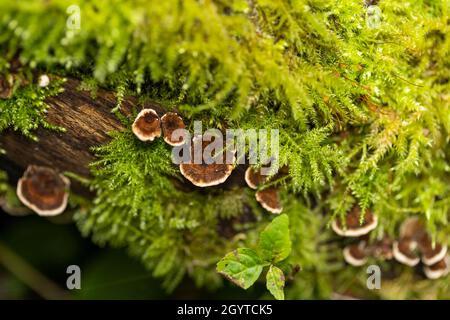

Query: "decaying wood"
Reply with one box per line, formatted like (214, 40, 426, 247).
(0, 78, 248, 196)
(0, 78, 166, 192)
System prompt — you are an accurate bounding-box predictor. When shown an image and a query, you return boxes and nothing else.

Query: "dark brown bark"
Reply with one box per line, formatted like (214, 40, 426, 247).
(0, 78, 247, 196)
(0, 78, 166, 192)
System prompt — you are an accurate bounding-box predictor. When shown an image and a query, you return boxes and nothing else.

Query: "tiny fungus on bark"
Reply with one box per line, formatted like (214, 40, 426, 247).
(244, 167, 267, 190)
(419, 235, 448, 266)
(393, 217, 422, 266)
(16, 165, 70, 216)
(393, 237, 421, 267)
(255, 187, 282, 214)
(0, 75, 13, 99)
(392, 216, 448, 271)
(179, 135, 234, 187)
(38, 74, 50, 87)
(161, 112, 186, 146)
(132, 108, 161, 142)
(423, 256, 450, 280)
(331, 206, 378, 237)
(343, 242, 368, 266)
(343, 235, 394, 267)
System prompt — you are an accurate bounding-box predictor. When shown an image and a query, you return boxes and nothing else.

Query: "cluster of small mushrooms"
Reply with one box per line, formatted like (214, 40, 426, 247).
(244, 166, 283, 214)
(5, 106, 282, 217)
(131, 108, 283, 214)
(334, 207, 449, 280)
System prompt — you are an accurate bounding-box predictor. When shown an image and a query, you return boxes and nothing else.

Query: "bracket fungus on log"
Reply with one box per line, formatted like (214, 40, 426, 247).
(255, 187, 283, 214)
(331, 206, 378, 237)
(419, 236, 448, 266)
(245, 166, 283, 214)
(179, 135, 235, 187)
(393, 217, 422, 266)
(244, 167, 267, 190)
(161, 112, 186, 146)
(343, 236, 393, 267)
(423, 256, 450, 280)
(16, 165, 70, 216)
(392, 217, 448, 270)
(132, 108, 161, 142)
(393, 238, 421, 267)
(343, 242, 368, 266)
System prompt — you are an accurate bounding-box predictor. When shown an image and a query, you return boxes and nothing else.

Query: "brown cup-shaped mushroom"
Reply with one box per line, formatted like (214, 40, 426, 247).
(161, 112, 186, 146)
(331, 206, 378, 237)
(132, 108, 161, 142)
(244, 167, 267, 190)
(392, 237, 420, 267)
(255, 187, 282, 214)
(16, 165, 70, 216)
(423, 255, 450, 280)
(418, 235, 448, 266)
(343, 242, 368, 266)
(180, 135, 234, 187)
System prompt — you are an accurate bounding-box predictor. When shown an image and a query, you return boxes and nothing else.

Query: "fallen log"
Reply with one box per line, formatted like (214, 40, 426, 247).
(0, 78, 165, 193)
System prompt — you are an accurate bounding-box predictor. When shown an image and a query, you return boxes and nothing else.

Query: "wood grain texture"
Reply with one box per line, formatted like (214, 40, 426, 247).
(0, 79, 165, 190)
(0, 78, 247, 195)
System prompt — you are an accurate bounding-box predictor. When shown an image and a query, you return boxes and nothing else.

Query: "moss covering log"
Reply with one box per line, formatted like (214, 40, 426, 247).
(0, 0, 449, 299)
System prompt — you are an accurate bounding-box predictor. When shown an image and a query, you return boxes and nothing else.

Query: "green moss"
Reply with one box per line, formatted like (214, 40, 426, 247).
(0, 0, 449, 298)
(0, 76, 65, 140)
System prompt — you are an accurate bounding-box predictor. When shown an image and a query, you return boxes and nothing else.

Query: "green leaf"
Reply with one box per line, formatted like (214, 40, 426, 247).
(266, 265, 285, 300)
(216, 248, 264, 289)
(258, 214, 291, 263)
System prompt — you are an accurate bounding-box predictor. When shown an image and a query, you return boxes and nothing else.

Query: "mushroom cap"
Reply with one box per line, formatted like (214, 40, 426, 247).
(418, 235, 448, 266)
(392, 238, 420, 267)
(161, 112, 186, 146)
(244, 167, 267, 190)
(423, 256, 450, 280)
(132, 108, 161, 142)
(255, 187, 282, 214)
(16, 165, 70, 216)
(331, 206, 378, 237)
(343, 242, 368, 266)
(179, 135, 234, 187)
